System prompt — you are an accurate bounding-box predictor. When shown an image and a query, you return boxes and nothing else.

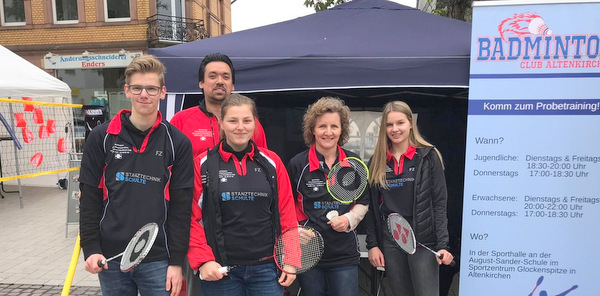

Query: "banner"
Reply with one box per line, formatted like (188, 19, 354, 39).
(44, 52, 143, 69)
(460, 0, 600, 295)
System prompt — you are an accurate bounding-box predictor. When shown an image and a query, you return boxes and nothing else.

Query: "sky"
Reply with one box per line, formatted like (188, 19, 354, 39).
(231, 0, 416, 32)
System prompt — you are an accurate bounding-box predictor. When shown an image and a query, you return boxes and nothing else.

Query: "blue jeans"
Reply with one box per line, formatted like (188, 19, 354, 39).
(199, 262, 283, 296)
(98, 259, 170, 296)
(382, 230, 439, 296)
(297, 264, 358, 296)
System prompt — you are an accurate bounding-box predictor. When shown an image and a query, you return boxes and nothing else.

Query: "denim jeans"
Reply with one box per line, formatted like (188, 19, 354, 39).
(382, 230, 439, 296)
(297, 264, 358, 296)
(199, 262, 283, 296)
(98, 259, 170, 296)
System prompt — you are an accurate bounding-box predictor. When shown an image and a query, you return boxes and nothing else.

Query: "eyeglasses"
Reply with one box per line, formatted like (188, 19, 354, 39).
(128, 85, 162, 96)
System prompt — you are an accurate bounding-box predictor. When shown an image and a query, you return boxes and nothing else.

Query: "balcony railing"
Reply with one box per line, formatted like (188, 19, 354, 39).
(147, 14, 209, 45)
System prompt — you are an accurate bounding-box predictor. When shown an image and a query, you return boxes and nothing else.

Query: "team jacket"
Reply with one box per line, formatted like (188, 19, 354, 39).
(79, 110, 194, 266)
(287, 145, 369, 267)
(364, 146, 449, 252)
(170, 100, 268, 157)
(187, 140, 297, 270)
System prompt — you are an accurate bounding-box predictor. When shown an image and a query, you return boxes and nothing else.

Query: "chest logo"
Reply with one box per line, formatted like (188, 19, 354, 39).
(306, 178, 325, 191)
(110, 143, 132, 155)
(219, 169, 236, 183)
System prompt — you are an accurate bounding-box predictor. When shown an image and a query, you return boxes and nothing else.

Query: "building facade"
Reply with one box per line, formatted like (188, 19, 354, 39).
(1, 0, 230, 117)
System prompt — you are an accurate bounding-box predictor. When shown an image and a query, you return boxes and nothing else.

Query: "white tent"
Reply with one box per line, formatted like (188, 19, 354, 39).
(0, 45, 71, 100)
(0, 45, 72, 197)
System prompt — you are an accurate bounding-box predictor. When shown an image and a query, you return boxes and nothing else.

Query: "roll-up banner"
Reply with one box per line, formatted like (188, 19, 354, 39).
(460, 0, 600, 295)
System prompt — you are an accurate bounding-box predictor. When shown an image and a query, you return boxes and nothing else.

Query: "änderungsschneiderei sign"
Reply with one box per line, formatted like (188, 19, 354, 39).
(460, 0, 600, 295)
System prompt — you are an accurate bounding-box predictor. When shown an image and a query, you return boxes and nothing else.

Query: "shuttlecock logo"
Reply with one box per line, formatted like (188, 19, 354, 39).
(528, 17, 552, 35)
(498, 13, 552, 42)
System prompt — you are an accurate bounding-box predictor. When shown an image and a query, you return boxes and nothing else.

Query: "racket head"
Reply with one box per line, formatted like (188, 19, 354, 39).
(326, 157, 369, 204)
(387, 213, 416, 255)
(274, 226, 324, 275)
(120, 222, 159, 272)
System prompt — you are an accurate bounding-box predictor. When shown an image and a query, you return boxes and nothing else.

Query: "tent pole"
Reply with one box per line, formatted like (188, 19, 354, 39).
(8, 104, 24, 208)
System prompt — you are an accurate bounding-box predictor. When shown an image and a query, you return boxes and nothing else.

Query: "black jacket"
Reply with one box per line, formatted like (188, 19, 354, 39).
(365, 146, 449, 251)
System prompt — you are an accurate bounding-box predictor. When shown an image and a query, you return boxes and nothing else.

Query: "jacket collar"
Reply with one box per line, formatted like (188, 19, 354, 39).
(218, 140, 257, 162)
(107, 109, 163, 134)
(386, 145, 416, 162)
(106, 109, 163, 153)
(308, 145, 347, 172)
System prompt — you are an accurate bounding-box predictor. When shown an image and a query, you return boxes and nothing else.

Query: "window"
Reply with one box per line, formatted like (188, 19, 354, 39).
(1, 0, 25, 26)
(56, 68, 127, 119)
(53, 0, 78, 23)
(105, 0, 130, 21)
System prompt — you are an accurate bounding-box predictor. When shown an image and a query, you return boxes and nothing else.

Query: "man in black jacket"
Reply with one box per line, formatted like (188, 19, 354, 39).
(79, 55, 194, 296)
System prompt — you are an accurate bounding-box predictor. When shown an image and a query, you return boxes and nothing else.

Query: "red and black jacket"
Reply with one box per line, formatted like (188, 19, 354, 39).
(187, 140, 297, 270)
(79, 110, 194, 267)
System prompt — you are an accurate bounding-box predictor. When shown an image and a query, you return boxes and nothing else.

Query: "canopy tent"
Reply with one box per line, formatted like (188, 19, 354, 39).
(150, 0, 471, 98)
(151, 3, 470, 283)
(0, 45, 71, 101)
(0, 45, 72, 198)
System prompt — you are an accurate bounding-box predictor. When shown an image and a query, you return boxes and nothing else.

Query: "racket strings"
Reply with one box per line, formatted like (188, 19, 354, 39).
(327, 159, 369, 203)
(120, 223, 159, 272)
(275, 227, 324, 274)
(387, 214, 417, 255)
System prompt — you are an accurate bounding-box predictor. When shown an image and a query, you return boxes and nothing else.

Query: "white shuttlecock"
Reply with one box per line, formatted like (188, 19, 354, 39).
(528, 17, 552, 35)
(326, 210, 339, 222)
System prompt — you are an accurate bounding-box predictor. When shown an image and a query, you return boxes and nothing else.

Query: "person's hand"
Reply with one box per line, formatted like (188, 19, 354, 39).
(278, 265, 296, 287)
(436, 249, 454, 266)
(199, 261, 226, 281)
(84, 254, 107, 274)
(166, 265, 183, 296)
(298, 227, 316, 245)
(368, 247, 385, 268)
(328, 215, 350, 232)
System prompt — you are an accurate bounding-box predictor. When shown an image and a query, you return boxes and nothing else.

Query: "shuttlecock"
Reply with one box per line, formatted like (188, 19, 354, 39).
(528, 17, 552, 35)
(326, 210, 339, 222)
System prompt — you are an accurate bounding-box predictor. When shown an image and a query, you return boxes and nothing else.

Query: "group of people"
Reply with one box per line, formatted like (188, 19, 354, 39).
(78, 53, 454, 296)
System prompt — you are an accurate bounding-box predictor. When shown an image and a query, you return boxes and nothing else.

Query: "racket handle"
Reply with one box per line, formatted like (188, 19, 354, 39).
(199, 266, 233, 280)
(436, 253, 456, 267)
(97, 252, 123, 268)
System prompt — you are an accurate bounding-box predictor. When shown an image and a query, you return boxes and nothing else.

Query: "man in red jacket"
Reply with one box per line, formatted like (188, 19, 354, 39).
(170, 53, 267, 158)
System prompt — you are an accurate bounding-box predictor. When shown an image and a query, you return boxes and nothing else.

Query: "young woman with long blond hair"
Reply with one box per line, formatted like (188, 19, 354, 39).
(364, 101, 454, 296)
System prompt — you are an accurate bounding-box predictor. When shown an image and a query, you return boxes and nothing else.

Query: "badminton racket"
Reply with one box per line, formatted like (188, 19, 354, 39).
(326, 157, 369, 204)
(387, 213, 455, 266)
(98, 222, 159, 272)
(202, 226, 324, 279)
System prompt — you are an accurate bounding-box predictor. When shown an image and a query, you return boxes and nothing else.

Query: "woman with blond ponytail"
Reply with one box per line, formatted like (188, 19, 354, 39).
(364, 101, 454, 296)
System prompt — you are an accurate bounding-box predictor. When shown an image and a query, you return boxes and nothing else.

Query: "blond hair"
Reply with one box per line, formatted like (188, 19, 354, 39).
(369, 101, 443, 188)
(125, 55, 166, 86)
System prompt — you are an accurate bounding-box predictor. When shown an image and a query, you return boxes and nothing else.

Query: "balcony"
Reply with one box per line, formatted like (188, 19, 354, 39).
(147, 14, 209, 46)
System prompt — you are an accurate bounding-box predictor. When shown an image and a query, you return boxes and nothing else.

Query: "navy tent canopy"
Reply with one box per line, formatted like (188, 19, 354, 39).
(150, 0, 471, 96)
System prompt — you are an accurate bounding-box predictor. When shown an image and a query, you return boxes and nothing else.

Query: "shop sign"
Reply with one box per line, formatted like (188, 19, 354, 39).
(44, 52, 143, 69)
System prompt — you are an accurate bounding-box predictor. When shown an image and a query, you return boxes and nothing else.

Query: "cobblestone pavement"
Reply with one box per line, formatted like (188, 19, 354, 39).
(0, 283, 102, 295)
(0, 186, 100, 295)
